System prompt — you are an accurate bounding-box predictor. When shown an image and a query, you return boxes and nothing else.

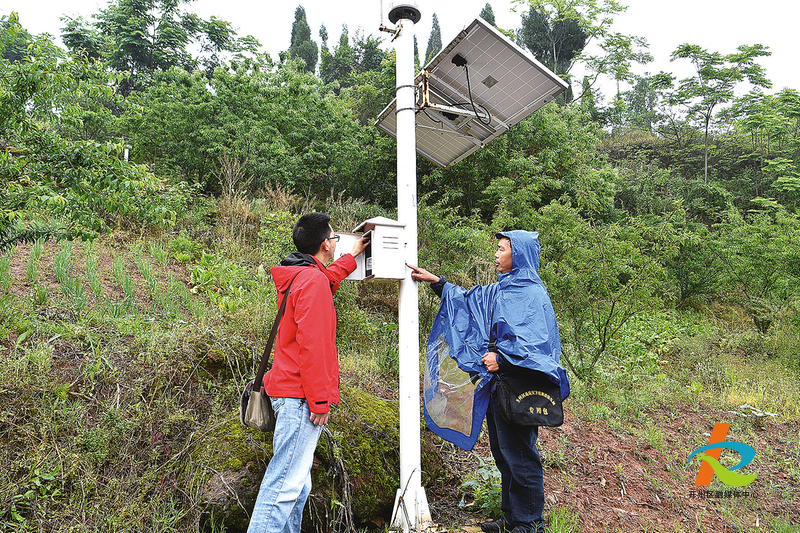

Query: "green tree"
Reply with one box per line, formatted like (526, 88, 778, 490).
(320, 24, 353, 86)
(319, 23, 328, 53)
(90, 0, 249, 94)
(60, 15, 108, 60)
(288, 5, 318, 73)
(515, 0, 652, 105)
(0, 25, 182, 247)
(622, 74, 659, 132)
(726, 88, 800, 209)
(718, 207, 800, 333)
(120, 56, 396, 202)
(480, 3, 498, 27)
(417, 103, 616, 223)
(320, 27, 387, 91)
(528, 201, 678, 383)
(588, 32, 651, 97)
(519, 3, 587, 77)
(662, 43, 772, 184)
(424, 13, 442, 64)
(0, 12, 34, 63)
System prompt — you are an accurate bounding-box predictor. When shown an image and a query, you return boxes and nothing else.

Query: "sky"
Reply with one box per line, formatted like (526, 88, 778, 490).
(4, 0, 799, 100)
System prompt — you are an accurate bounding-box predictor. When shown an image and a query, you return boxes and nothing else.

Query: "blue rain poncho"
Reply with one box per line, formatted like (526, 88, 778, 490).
(423, 230, 570, 450)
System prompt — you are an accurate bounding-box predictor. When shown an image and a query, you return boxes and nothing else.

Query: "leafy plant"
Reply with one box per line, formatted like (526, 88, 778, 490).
(3, 467, 63, 530)
(535, 202, 680, 383)
(168, 234, 203, 263)
(460, 456, 502, 519)
(132, 243, 157, 295)
(33, 284, 49, 306)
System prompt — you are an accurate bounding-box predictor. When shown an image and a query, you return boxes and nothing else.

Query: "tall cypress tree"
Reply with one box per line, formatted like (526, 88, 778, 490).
(288, 5, 318, 73)
(424, 13, 442, 64)
(480, 3, 497, 27)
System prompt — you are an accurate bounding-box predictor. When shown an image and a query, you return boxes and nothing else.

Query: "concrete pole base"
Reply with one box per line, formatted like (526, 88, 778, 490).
(391, 486, 432, 532)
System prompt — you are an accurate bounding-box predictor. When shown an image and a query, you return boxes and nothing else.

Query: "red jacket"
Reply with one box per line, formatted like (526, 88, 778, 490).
(263, 252, 356, 414)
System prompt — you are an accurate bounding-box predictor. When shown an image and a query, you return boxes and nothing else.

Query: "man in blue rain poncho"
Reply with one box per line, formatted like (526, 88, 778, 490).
(408, 230, 569, 533)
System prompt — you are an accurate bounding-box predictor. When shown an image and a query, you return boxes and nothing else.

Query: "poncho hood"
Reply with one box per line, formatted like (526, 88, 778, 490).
(495, 230, 540, 279)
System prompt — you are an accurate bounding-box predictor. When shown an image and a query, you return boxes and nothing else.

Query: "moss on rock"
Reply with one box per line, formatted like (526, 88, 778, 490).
(193, 386, 445, 532)
(186, 418, 272, 532)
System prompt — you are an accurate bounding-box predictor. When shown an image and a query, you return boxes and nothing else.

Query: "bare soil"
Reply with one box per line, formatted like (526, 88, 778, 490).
(430, 406, 800, 532)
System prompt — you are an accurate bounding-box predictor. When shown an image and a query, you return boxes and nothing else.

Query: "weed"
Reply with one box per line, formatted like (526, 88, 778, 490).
(149, 241, 170, 267)
(460, 456, 502, 519)
(26, 239, 44, 284)
(768, 516, 800, 532)
(376, 322, 399, 376)
(542, 445, 568, 470)
(84, 246, 103, 297)
(133, 244, 158, 295)
(33, 283, 49, 306)
(29, 238, 45, 262)
(112, 253, 137, 311)
(69, 278, 87, 314)
(547, 505, 581, 532)
(1, 341, 54, 386)
(53, 240, 73, 286)
(0, 248, 12, 291)
(2, 466, 63, 531)
(168, 234, 203, 263)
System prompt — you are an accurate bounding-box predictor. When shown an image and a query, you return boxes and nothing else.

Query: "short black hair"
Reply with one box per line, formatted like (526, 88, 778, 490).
(293, 212, 332, 254)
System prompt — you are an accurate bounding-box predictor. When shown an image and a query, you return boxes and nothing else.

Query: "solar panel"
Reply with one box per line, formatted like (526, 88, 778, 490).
(375, 17, 568, 168)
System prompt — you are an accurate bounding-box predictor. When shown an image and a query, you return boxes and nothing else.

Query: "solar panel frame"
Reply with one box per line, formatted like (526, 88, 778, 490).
(375, 16, 568, 168)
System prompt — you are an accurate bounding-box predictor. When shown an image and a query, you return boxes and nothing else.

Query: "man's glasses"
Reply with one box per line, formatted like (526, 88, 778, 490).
(327, 235, 340, 241)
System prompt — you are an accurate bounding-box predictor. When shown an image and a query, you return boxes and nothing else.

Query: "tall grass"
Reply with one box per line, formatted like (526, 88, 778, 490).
(53, 239, 73, 286)
(84, 244, 104, 297)
(112, 252, 136, 313)
(133, 243, 158, 296)
(26, 238, 45, 284)
(0, 247, 12, 291)
(149, 241, 170, 267)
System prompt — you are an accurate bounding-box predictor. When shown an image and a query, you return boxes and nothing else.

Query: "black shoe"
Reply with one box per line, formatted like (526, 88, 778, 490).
(509, 522, 545, 533)
(480, 517, 510, 533)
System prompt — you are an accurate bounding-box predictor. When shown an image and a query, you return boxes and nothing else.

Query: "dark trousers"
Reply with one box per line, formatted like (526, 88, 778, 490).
(487, 394, 544, 528)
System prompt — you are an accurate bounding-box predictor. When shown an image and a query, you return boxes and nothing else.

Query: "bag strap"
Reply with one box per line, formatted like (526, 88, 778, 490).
(253, 272, 302, 392)
(487, 302, 497, 353)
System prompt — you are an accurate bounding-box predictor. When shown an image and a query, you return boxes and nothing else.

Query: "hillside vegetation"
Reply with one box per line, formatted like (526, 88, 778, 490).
(2, 2, 800, 532)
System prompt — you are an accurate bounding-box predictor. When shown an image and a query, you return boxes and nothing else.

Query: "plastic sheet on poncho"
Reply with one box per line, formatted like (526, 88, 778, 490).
(423, 230, 570, 451)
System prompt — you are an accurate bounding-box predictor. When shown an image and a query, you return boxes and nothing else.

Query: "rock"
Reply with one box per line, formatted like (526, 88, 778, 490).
(190, 385, 444, 532)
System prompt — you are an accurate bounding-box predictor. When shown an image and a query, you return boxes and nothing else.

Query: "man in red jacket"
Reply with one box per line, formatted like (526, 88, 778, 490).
(248, 212, 369, 533)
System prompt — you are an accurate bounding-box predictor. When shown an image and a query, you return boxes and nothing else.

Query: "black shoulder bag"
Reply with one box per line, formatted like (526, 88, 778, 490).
(239, 274, 299, 432)
(490, 308, 564, 427)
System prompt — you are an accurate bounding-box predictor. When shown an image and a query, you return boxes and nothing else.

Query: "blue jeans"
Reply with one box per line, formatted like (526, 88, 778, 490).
(247, 398, 324, 533)
(487, 394, 544, 531)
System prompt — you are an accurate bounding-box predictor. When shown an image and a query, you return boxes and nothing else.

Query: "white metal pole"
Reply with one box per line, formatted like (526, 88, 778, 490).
(392, 11, 431, 533)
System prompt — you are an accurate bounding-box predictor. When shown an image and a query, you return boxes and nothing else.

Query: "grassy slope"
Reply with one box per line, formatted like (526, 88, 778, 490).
(1, 200, 799, 533)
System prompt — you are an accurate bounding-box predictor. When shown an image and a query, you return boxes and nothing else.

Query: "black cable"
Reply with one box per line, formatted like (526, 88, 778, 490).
(423, 107, 442, 124)
(464, 64, 492, 126)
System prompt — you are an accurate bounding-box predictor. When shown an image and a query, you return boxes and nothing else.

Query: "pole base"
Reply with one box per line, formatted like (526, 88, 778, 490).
(390, 486, 432, 532)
